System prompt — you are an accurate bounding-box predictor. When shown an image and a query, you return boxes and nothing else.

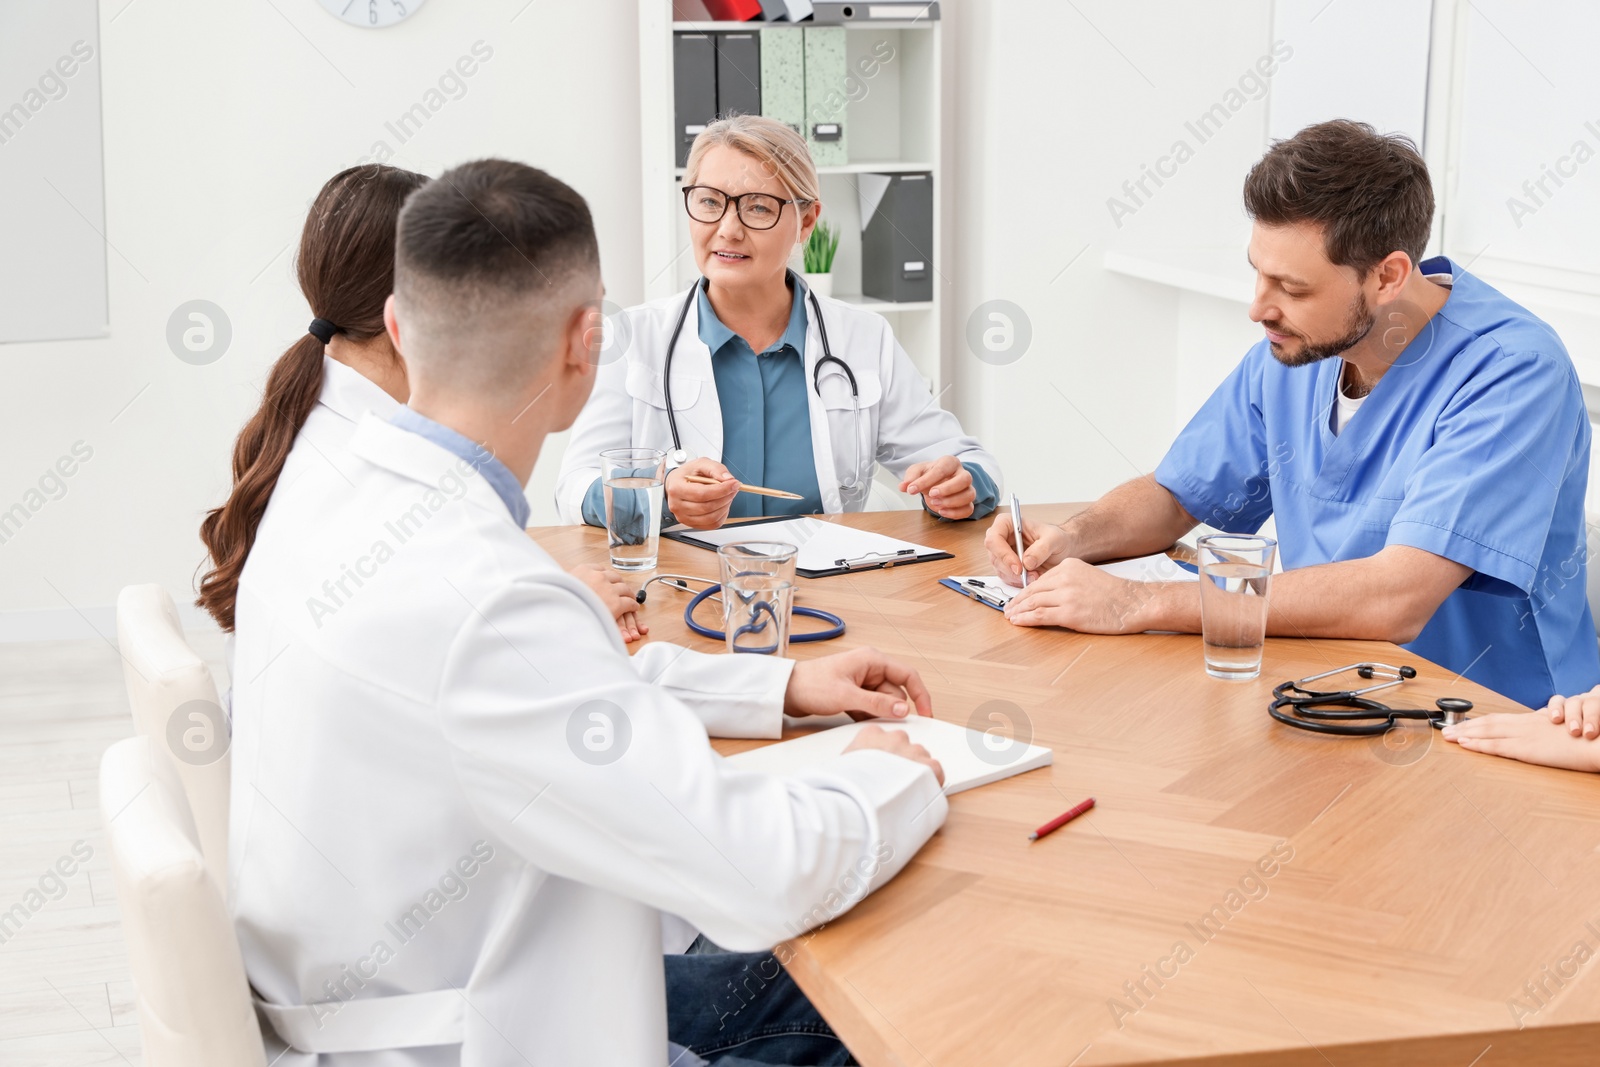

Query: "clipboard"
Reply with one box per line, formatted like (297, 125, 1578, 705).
(938, 576, 1013, 611)
(939, 551, 1200, 613)
(662, 515, 953, 578)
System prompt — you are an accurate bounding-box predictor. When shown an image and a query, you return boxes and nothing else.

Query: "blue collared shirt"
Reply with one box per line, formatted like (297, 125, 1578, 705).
(582, 275, 821, 526)
(696, 274, 824, 519)
(390, 407, 530, 529)
(580, 273, 998, 525)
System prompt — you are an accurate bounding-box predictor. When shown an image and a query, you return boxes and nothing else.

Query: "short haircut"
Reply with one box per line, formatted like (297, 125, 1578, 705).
(1242, 120, 1434, 275)
(395, 159, 599, 393)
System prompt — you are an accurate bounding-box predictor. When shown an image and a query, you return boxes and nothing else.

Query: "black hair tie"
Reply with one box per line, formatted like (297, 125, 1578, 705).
(307, 318, 339, 344)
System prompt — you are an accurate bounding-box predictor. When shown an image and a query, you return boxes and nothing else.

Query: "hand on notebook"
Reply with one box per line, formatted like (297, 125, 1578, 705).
(665, 458, 740, 529)
(843, 724, 945, 787)
(901, 455, 975, 520)
(986, 511, 1071, 584)
(785, 647, 934, 722)
(569, 563, 649, 644)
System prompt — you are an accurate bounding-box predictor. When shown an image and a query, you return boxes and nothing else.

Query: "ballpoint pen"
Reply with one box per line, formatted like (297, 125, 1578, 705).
(1010, 493, 1028, 588)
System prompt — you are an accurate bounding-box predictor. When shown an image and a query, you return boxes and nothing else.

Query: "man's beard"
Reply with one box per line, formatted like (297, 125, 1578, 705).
(1265, 291, 1375, 367)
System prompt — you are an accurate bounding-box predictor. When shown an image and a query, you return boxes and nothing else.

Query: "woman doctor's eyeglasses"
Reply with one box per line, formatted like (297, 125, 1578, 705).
(682, 185, 812, 230)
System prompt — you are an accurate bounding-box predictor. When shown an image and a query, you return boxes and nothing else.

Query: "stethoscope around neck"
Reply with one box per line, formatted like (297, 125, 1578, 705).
(662, 278, 865, 501)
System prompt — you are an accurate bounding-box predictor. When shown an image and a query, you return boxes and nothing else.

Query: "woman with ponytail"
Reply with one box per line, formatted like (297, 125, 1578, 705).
(198, 165, 644, 644)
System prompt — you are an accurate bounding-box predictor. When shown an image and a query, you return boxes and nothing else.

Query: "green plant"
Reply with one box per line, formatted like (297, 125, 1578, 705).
(803, 219, 840, 274)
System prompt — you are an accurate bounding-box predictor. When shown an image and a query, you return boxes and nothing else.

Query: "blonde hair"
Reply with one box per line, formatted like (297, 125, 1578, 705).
(684, 114, 821, 205)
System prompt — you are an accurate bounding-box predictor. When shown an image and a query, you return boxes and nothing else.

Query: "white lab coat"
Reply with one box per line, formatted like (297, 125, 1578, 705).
(230, 412, 947, 1066)
(221, 355, 399, 720)
(555, 285, 1002, 523)
(287, 354, 402, 480)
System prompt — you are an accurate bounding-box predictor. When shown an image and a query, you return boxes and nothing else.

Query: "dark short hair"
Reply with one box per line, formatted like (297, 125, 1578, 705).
(396, 158, 598, 306)
(1242, 120, 1434, 274)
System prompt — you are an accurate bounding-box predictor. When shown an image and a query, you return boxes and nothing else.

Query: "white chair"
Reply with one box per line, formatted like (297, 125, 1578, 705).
(100, 736, 267, 1067)
(864, 467, 919, 512)
(115, 584, 230, 891)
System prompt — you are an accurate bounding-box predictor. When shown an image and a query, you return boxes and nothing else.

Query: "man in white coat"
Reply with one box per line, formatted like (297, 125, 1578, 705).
(231, 158, 949, 1066)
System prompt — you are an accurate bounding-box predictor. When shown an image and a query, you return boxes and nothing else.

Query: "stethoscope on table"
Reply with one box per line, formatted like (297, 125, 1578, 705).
(634, 573, 847, 646)
(1268, 663, 1474, 735)
(662, 279, 865, 501)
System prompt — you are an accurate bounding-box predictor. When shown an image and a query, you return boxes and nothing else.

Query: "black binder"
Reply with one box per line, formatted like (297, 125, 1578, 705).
(673, 33, 717, 168)
(714, 32, 762, 120)
(860, 172, 934, 304)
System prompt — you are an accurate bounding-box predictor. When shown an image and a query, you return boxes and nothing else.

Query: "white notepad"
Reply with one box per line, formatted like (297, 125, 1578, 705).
(1095, 551, 1200, 583)
(725, 716, 1053, 795)
(668, 516, 949, 577)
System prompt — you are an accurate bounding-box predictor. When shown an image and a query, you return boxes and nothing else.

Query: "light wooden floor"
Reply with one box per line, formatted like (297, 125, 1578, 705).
(0, 631, 230, 1066)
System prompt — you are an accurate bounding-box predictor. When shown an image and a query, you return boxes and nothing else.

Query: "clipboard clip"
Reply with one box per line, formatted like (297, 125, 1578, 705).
(833, 548, 916, 572)
(961, 584, 1006, 608)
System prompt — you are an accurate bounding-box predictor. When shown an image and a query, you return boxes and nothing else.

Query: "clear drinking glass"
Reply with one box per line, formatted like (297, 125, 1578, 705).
(1197, 534, 1277, 681)
(716, 541, 799, 656)
(600, 447, 666, 571)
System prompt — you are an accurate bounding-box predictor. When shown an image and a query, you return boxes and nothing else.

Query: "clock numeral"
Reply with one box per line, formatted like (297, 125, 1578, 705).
(369, 0, 378, 24)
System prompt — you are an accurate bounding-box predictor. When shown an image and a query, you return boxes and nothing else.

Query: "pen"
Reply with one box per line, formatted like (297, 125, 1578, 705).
(1028, 796, 1095, 841)
(682, 474, 804, 500)
(1010, 493, 1028, 588)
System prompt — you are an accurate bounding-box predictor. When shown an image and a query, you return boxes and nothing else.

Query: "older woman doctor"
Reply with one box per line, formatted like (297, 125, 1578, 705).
(556, 115, 1001, 529)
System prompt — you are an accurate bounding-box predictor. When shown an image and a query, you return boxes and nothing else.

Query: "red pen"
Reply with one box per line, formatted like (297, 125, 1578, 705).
(1028, 797, 1095, 841)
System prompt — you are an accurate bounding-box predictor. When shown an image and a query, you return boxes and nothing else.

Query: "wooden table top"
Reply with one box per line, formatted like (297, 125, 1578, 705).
(530, 506, 1600, 1066)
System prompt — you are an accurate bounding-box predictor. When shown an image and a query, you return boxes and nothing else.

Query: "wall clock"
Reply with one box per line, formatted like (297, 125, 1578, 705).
(318, 0, 426, 28)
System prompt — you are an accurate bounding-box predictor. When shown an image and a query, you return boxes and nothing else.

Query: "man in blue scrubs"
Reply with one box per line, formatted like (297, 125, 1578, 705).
(987, 120, 1599, 708)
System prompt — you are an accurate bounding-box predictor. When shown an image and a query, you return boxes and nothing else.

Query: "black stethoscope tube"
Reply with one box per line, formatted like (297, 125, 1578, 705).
(1268, 676, 1474, 735)
(663, 279, 858, 455)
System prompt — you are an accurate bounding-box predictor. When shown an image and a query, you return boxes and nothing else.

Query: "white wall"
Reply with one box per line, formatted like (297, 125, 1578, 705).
(945, 0, 1278, 503)
(0, 0, 643, 636)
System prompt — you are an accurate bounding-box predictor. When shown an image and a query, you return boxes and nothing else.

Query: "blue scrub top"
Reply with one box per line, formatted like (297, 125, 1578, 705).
(1155, 256, 1599, 708)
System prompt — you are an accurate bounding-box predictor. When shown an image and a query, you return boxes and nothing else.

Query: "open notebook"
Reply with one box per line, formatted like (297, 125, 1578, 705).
(664, 515, 951, 577)
(725, 716, 1053, 795)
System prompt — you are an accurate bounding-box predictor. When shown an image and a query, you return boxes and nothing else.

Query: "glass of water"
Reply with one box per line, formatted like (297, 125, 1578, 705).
(1197, 534, 1277, 681)
(600, 447, 666, 571)
(716, 541, 798, 656)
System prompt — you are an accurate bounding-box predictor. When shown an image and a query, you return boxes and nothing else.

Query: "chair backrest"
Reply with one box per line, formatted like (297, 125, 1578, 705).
(864, 468, 917, 513)
(115, 584, 230, 891)
(100, 736, 267, 1067)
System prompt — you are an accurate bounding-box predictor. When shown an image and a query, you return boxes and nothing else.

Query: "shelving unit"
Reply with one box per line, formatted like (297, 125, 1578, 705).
(637, 1, 948, 393)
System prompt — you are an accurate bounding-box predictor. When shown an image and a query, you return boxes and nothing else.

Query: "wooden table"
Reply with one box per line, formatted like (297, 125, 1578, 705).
(531, 506, 1600, 1066)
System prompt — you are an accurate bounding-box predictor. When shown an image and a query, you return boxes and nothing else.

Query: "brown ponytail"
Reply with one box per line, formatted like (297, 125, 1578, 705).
(197, 164, 427, 631)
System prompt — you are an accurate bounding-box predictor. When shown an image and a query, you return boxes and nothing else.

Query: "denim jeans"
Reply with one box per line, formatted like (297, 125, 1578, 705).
(665, 949, 855, 1066)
